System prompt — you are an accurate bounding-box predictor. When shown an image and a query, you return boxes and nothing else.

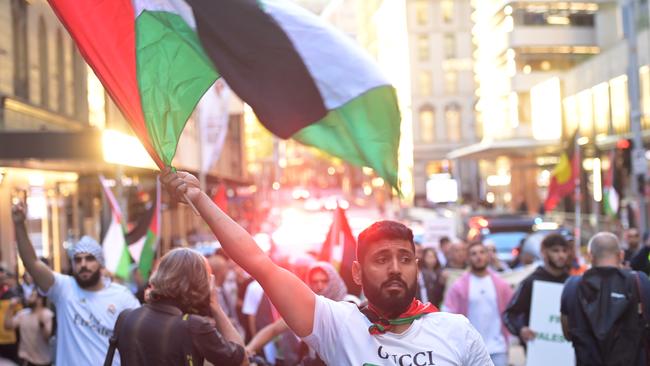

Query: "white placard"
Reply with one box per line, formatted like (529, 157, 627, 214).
(526, 281, 575, 366)
(422, 217, 456, 247)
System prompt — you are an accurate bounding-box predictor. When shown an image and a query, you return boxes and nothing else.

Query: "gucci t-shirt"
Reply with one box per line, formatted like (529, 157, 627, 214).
(303, 295, 493, 366)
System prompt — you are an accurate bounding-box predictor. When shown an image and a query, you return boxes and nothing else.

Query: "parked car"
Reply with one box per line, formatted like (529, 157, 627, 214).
(466, 214, 538, 265)
(513, 225, 573, 267)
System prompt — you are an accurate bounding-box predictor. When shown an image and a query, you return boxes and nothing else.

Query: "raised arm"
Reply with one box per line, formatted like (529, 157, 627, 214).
(246, 319, 288, 355)
(11, 204, 54, 292)
(161, 169, 316, 337)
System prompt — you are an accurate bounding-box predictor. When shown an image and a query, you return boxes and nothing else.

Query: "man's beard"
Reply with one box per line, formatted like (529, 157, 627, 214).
(470, 261, 488, 272)
(547, 257, 567, 271)
(362, 273, 417, 319)
(74, 269, 101, 288)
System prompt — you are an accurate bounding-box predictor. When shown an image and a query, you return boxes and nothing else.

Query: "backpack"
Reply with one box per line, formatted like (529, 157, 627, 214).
(575, 268, 650, 366)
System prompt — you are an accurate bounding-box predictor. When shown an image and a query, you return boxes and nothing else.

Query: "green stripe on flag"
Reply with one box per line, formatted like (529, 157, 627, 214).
(115, 240, 132, 280)
(135, 10, 219, 165)
(139, 230, 157, 281)
(293, 86, 401, 191)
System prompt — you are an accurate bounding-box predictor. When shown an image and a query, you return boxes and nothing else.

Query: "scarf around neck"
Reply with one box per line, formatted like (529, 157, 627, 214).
(364, 298, 438, 335)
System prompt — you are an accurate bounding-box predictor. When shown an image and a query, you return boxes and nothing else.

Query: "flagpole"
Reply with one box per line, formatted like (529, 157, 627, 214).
(574, 131, 581, 252)
(622, 0, 648, 235)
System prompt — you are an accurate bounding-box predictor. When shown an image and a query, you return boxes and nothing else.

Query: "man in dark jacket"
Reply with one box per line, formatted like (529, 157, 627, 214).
(114, 248, 246, 366)
(561, 232, 650, 366)
(502, 233, 570, 348)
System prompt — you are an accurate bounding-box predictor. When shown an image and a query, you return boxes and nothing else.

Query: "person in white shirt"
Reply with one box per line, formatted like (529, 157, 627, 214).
(12, 204, 140, 366)
(162, 169, 492, 365)
(444, 242, 514, 366)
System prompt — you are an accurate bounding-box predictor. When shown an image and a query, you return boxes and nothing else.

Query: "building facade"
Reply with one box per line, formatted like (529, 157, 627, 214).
(453, 0, 601, 212)
(407, 0, 479, 206)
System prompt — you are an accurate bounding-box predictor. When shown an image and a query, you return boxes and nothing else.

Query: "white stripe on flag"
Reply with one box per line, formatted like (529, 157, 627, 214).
(133, 0, 196, 28)
(102, 212, 126, 273)
(260, 0, 389, 110)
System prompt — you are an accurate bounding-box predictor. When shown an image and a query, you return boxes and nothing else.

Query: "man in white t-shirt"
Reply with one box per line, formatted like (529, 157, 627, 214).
(444, 242, 513, 366)
(12, 204, 140, 366)
(162, 169, 493, 365)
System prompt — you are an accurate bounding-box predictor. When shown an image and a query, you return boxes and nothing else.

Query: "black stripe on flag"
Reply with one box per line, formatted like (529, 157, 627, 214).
(187, 0, 327, 138)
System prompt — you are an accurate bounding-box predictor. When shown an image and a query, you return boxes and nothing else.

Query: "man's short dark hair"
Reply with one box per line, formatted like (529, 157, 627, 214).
(439, 236, 451, 246)
(542, 233, 570, 250)
(357, 221, 414, 263)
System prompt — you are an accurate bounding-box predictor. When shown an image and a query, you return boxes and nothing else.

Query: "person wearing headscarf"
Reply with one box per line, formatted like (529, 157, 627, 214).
(245, 261, 351, 364)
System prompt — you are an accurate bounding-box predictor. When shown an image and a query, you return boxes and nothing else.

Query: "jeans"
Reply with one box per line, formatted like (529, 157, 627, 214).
(490, 352, 508, 366)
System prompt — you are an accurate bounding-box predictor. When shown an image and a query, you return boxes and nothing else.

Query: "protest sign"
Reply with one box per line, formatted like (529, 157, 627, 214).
(526, 281, 575, 366)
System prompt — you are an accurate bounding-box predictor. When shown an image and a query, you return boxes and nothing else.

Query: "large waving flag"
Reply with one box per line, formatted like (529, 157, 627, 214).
(49, 0, 217, 168)
(544, 132, 579, 212)
(99, 176, 131, 280)
(48, 0, 401, 189)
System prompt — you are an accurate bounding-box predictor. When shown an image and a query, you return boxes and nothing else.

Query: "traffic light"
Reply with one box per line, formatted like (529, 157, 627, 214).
(617, 138, 633, 173)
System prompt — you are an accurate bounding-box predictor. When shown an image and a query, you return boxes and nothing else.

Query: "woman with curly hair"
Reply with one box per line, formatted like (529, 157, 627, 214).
(110, 248, 247, 366)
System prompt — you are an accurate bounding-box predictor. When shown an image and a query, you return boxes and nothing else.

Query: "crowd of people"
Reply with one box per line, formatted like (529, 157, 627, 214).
(1, 168, 648, 366)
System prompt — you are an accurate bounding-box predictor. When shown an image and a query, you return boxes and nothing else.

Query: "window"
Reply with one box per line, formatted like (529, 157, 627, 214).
(592, 82, 610, 134)
(641, 66, 650, 130)
(417, 35, 430, 61)
(610, 75, 629, 134)
(513, 7, 595, 27)
(517, 92, 531, 125)
(444, 71, 457, 94)
(443, 33, 455, 59)
(418, 71, 432, 96)
(11, 0, 28, 99)
(563, 95, 579, 136)
(445, 104, 462, 141)
(38, 16, 49, 108)
(441, 0, 454, 23)
(419, 106, 436, 143)
(56, 29, 66, 114)
(577, 89, 593, 136)
(414, 0, 429, 25)
(70, 44, 88, 122)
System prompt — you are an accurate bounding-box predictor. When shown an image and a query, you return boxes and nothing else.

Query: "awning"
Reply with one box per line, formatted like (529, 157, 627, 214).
(446, 138, 561, 160)
(0, 130, 103, 161)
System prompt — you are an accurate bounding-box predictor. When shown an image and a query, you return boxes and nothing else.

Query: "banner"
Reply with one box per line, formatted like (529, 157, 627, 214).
(199, 80, 231, 173)
(526, 281, 575, 366)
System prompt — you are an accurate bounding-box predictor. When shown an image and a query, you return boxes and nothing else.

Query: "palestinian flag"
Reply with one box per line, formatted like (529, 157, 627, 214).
(49, 0, 217, 168)
(99, 175, 131, 280)
(48, 0, 401, 189)
(125, 178, 161, 281)
(319, 206, 360, 296)
(544, 132, 579, 212)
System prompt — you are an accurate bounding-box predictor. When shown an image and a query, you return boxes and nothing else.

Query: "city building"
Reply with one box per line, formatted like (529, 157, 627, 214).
(547, 1, 650, 231)
(452, 0, 601, 212)
(406, 0, 479, 207)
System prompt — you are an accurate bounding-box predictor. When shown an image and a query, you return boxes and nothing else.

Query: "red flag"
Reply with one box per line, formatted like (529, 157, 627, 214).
(545, 132, 579, 212)
(212, 184, 229, 214)
(320, 206, 361, 296)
